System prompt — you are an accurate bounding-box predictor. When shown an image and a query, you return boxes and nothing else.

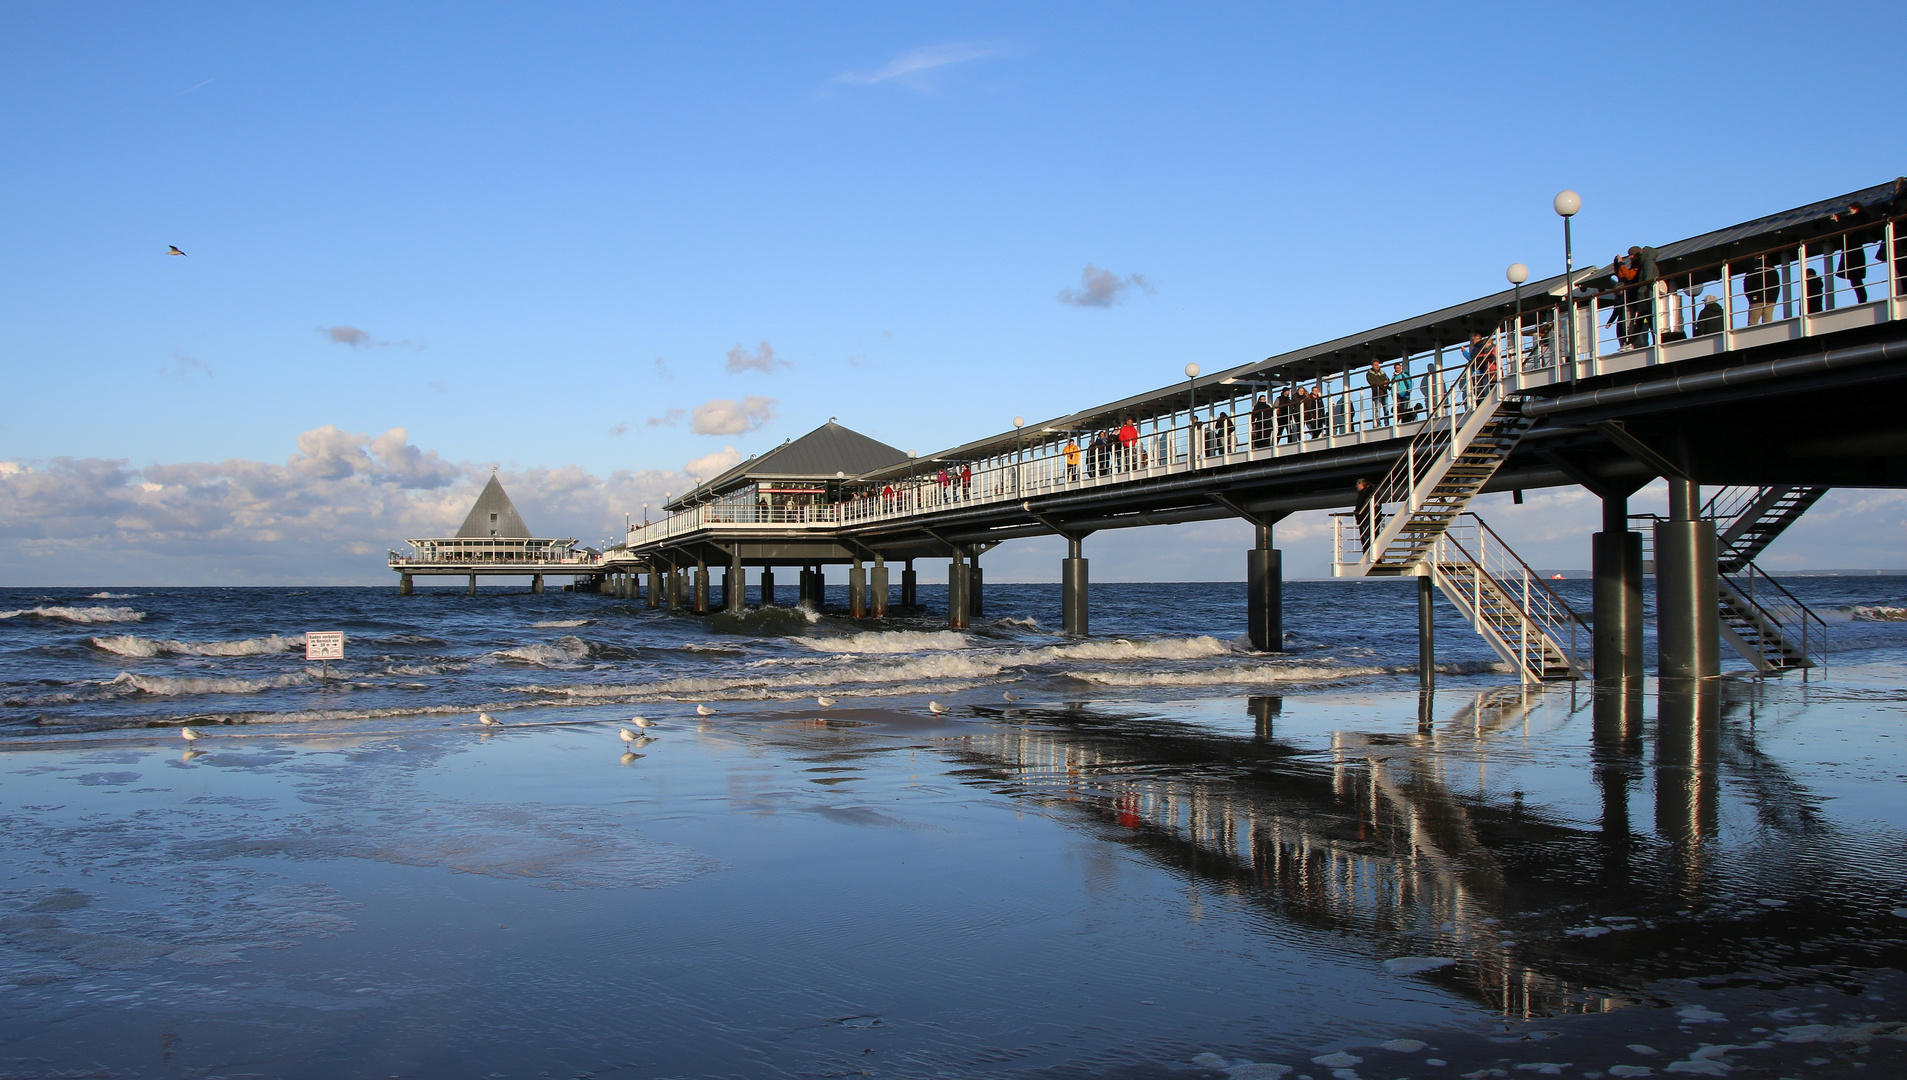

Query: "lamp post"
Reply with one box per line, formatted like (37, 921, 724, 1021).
(1507, 262, 1529, 366)
(1013, 416, 1025, 496)
(1184, 363, 1201, 463)
(1554, 190, 1582, 380)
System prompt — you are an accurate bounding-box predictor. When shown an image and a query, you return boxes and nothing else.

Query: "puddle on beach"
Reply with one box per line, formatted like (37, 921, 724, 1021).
(5, 673, 1907, 1077)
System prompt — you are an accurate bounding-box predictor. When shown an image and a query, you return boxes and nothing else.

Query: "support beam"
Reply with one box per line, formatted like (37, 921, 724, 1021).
(532, 574, 544, 595)
(900, 559, 916, 608)
(1593, 492, 1645, 680)
(948, 550, 971, 630)
(647, 567, 661, 609)
(467, 573, 477, 597)
(1655, 478, 1720, 678)
(849, 558, 867, 618)
(760, 565, 776, 607)
(399, 573, 413, 596)
(1246, 522, 1283, 652)
(695, 563, 710, 614)
(871, 556, 889, 618)
(729, 548, 746, 612)
(969, 557, 984, 619)
(1061, 534, 1088, 636)
(1417, 572, 1435, 688)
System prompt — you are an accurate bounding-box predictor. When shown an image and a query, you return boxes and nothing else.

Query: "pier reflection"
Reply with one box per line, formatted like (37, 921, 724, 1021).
(948, 680, 1869, 1019)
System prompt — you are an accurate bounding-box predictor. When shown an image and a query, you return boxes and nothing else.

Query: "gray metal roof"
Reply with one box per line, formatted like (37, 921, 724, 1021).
(670, 421, 911, 509)
(859, 176, 1905, 480)
(456, 474, 532, 538)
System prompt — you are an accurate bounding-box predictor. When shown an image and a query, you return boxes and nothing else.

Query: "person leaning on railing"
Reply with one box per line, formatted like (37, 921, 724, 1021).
(1365, 360, 1392, 426)
(1463, 330, 1498, 403)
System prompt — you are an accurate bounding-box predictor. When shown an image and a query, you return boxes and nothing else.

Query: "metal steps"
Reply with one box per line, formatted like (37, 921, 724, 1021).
(1345, 364, 1536, 579)
(1709, 486, 1830, 573)
(1429, 515, 1587, 684)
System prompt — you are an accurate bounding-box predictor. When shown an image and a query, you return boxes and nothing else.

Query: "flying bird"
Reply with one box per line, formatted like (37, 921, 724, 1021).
(478, 712, 501, 727)
(167, 246, 187, 257)
(928, 701, 949, 715)
(696, 704, 714, 716)
(817, 695, 836, 707)
(180, 726, 201, 741)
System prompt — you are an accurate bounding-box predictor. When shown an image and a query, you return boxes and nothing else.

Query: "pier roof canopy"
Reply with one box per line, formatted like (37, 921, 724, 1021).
(457, 475, 532, 538)
(671, 420, 909, 509)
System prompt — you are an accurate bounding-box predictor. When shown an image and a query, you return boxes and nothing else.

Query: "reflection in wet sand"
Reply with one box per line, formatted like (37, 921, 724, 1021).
(950, 678, 1905, 1021)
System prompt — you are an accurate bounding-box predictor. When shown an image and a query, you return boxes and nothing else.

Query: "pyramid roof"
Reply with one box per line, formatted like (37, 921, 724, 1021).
(456, 474, 532, 538)
(671, 420, 910, 508)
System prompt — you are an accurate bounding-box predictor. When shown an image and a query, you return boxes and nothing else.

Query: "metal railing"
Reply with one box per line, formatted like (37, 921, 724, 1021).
(1719, 562, 1828, 673)
(1330, 511, 1586, 682)
(627, 214, 1900, 552)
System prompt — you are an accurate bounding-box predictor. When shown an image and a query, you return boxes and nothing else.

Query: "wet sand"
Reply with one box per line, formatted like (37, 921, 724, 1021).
(5, 671, 1907, 1077)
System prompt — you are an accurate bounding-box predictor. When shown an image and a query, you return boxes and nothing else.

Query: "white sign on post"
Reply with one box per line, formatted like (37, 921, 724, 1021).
(305, 632, 345, 660)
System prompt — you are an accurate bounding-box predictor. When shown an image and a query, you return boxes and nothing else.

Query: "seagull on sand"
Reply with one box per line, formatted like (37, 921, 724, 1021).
(928, 701, 949, 715)
(628, 716, 654, 730)
(167, 246, 187, 256)
(180, 726, 201, 741)
(1003, 690, 1021, 702)
(478, 712, 501, 727)
(619, 728, 640, 746)
(696, 704, 714, 716)
(816, 695, 836, 708)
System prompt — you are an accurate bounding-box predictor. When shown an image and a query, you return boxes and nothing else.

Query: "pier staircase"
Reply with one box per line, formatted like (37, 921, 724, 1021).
(1342, 363, 1536, 579)
(1428, 515, 1588, 684)
(1636, 485, 1830, 675)
(1334, 509, 1589, 684)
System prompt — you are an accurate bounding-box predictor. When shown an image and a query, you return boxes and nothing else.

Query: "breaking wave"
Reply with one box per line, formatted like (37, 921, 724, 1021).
(87, 592, 136, 599)
(1067, 662, 1389, 687)
(0, 606, 145, 624)
(796, 630, 974, 654)
(1853, 605, 1907, 622)
(493, 636, 593, 667)
(531, 619, 593, 629)
(90, 633, 303, 658)
(107, 670, 318, 696)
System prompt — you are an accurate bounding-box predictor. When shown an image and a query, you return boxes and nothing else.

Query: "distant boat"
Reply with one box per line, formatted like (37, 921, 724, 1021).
(1550, 574, 1565, 580)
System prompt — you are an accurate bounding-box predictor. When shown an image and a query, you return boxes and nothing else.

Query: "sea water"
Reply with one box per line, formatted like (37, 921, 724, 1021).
(4, 579, 1907, 1076)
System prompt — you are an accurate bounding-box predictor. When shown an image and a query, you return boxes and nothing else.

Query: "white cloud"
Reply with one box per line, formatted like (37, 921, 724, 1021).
(1057, 264, 1154, 308)
(647, 407, 686, 428)
(725, 341, 788, 375)
(832, 42, 1005, 91)
(684, 447, 743, 480)
(0, 427, 695, 585)
(608, 422, 629, 437)
(691, 396, 777, 436)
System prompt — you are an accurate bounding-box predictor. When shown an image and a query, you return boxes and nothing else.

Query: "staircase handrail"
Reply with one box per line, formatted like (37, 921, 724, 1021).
(1727, 562, 1829, 670)
(1436, 514, 1588, 678)
(1701, 485, 1763, 526)
(1363, 350, 1498, 519)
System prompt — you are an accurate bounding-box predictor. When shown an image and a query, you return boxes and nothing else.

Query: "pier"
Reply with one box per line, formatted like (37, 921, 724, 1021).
(407, 179, 1907, 681)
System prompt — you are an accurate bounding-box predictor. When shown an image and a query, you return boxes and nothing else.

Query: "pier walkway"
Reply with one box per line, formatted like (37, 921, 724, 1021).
(506, 180, 1907, 681)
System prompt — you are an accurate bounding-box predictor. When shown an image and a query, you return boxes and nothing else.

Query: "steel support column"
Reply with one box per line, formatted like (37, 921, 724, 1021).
(901, 560, 917, 608)
(647, 567, 661, 609)
(399, 573, 413, 596)
(467, 573, 477, 597)
(695, 563, 710, 614)
(849, 559, 867, 618)
(948, 551, 971, 630)
(1655, 479, 1719, 679)
(871, 557, 889, 618)
(1246, 523, 1282, 652)
(1592, 493, 1645, 680)
(1061, 535, 1088, 637)
(760, 566, 775, 607)
(532, 574, 544, 595)
(1417, 571, 1435, 688)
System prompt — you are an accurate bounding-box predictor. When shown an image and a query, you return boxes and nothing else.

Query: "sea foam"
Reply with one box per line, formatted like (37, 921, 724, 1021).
(0, 605, 145, 624)
(90, 633, 303, 658)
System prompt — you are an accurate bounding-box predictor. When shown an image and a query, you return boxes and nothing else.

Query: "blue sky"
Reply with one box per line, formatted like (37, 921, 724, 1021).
(2, 2, 1902, 584)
